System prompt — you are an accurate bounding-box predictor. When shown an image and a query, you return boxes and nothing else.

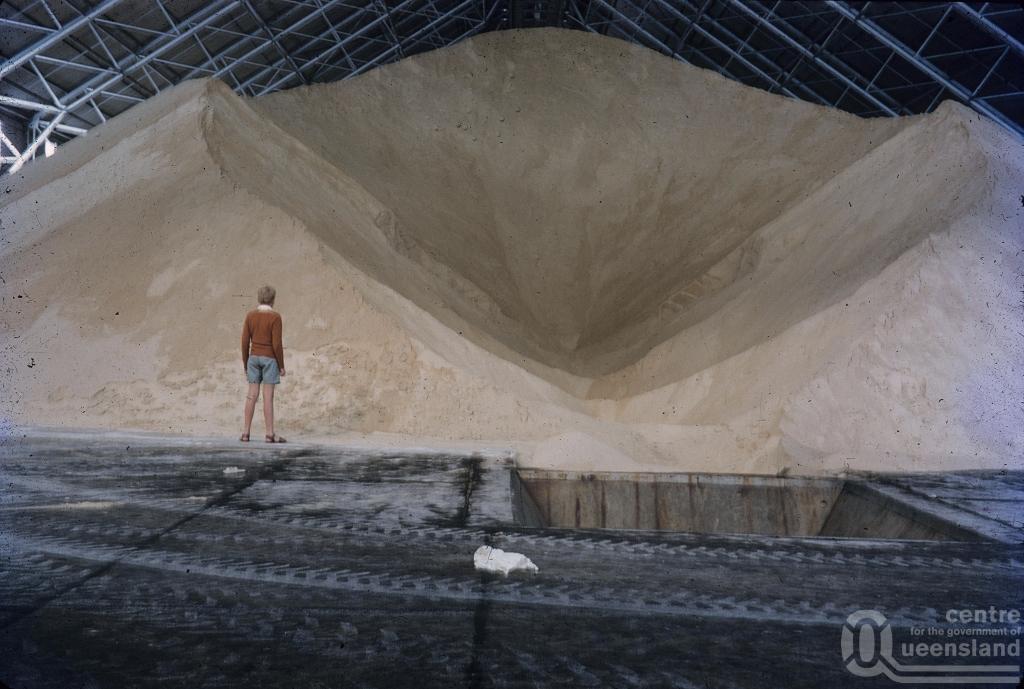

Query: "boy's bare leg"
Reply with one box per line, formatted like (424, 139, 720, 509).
(262, 383, 275, 437)
(243, 383, 260, 436)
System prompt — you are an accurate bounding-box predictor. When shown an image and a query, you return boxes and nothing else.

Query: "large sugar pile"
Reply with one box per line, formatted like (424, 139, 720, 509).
(2, 28, 1022, 474)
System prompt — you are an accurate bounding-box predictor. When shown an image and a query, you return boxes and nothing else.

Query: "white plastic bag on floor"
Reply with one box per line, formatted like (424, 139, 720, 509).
(473, 545, 538, 575)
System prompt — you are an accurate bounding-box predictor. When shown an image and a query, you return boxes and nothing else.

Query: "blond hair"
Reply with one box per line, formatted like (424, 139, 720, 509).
(257, 285, 276, 305)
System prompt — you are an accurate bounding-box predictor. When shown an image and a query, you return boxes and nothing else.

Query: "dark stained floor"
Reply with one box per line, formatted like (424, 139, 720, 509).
(1, 431, 1021, 688)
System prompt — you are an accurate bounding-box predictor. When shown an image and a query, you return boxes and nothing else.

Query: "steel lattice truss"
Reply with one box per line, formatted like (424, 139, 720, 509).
(1, 1, 1022, 174)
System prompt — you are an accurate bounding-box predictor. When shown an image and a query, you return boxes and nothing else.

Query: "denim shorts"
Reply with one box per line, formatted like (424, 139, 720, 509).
(246, 356, 281, 385)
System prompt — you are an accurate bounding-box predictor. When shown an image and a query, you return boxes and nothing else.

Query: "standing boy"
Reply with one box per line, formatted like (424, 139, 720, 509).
(240, 285, 286, 443)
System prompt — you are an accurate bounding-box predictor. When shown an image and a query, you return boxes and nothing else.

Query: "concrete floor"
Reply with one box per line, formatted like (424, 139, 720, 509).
(1, 431, 1021, 688)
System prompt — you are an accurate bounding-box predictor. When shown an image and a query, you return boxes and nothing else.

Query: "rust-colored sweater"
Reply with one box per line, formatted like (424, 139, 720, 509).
(241, 307, 284, 370)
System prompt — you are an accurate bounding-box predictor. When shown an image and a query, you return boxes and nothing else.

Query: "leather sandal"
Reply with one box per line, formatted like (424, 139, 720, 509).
(265, 434, 286, 443)
(239, 433, 250, 442)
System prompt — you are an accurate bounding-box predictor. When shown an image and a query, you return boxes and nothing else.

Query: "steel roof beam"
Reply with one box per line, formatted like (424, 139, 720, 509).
(339, 0, 491, 60)
(568, 8, 730, 78)
(773, 11, 848, 102)
(241, 0, 428, 92)
(977, 91, 1024, 101)
(8, 111, 65, 172)
(90, 17, 180, 38)
(0, 0, 127, 80)
(241, 0, 308, 84)
(607, 0, 823, 104)
(673, 0, 710, 50)
(256, 0, 488, 94)
(307, 2, 494, 83)
(175, 0, 348, 85)
(307, 0, 357, 74)
(727, 0, 903, 116)
(654, 0, 832, 107)
(237, 2, 407, 91)
(0, 94, 62, 114)
(0, 17, 56, 32)
(565, 0, 741, 82)
(2, 0, 243, 146)
(61, 0, 242, 111)
(57, 0, 238, 102)
(209, 0, 350, 79)
(374, 0, 406, 60)
(833, 42, 1005, 63)
(70, 0, 179, 90)
(952, 2, 1024, 60)
(33, 52, 122, 77)
(587, 0, 688, 56)
(0, 74, 98, 129)
(299, 0, 499, 84)
(825, 1, 1023, 138)
(24, 120, 88, 136)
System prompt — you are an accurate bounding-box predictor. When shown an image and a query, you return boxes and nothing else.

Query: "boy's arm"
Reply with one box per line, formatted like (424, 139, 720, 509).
(272, 315, 285, 373)
(241, 316, 251, 369)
